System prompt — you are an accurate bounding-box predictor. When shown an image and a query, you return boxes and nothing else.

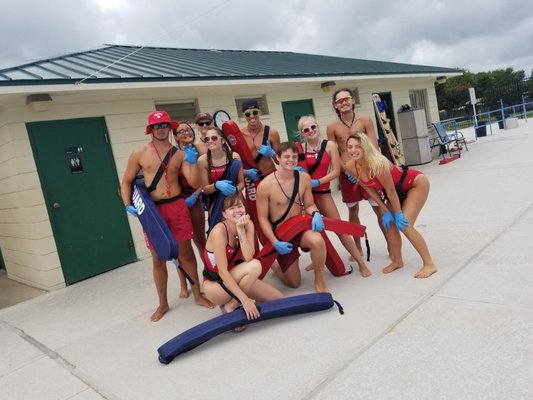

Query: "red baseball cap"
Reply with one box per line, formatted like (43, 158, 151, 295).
(145, 111, 178, 135)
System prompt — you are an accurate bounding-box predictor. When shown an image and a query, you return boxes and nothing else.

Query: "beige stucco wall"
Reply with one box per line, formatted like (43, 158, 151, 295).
(0, 76, 440, 290)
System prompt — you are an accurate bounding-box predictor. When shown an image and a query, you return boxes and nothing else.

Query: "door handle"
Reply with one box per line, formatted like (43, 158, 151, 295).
(52, 202, 61, 209)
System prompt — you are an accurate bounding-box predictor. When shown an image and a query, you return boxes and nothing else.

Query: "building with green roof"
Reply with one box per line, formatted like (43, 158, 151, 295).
(0, 45, 461, 290)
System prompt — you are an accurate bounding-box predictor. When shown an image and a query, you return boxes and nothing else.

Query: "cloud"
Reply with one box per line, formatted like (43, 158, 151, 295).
(1, 0, 531, 74)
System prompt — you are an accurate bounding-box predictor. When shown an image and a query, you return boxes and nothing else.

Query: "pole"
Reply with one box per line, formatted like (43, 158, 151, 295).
(500, 99, 505, 128)
(522, 95, 528, 123)
(469, 88, 478, 139)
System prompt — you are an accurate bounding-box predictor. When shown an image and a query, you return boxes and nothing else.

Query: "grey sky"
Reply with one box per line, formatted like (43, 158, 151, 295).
(1, 0, 532, 74)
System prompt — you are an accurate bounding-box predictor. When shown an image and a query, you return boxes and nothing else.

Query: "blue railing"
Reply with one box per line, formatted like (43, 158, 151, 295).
(473, 95, 533, 135)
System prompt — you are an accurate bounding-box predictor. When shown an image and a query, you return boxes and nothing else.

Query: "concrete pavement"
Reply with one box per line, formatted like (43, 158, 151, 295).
(1, 121, 532, 400)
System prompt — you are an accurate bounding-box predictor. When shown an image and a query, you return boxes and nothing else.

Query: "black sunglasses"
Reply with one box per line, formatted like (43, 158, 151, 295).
(243, 110, 260, 118)
(151, 122, 170, 129)
(197, 121, 212, 127)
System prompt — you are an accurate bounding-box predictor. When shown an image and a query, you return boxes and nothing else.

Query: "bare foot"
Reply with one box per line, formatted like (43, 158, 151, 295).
(305, 263, 313, 272)
(222, 299, 240, 314)
(232, 325, 247, 333)
(220, 303, 247, 332)
(150, 304, 169, 322)
(315, 281, 329, 293)
(179, 286, 190, 299)
(414, 265, 437, 279)
(358, 264, 372, 278)
(383, 262, 403, 274)
(195, 295, 215, 309)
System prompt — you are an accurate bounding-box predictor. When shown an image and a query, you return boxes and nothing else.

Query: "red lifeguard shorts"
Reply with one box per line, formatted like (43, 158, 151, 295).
(276, 232, 312, 272)
(144, 196, 193, 249)
(339, 173, 369, 205)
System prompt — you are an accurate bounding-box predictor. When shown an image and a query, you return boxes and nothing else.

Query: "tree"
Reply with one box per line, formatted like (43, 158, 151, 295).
(436, 67, 530, 114)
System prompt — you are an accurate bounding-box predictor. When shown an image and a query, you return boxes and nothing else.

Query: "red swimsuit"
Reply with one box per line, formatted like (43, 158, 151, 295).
(304, 146, 331, 194)
(203, 223, 243, 278)
(359, 163, 421, 193)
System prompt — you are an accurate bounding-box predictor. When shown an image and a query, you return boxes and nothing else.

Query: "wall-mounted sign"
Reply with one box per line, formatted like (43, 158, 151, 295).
(69, 156, 84, 174)
(65, 147, 84, 174)
(65, 146, 84, 155)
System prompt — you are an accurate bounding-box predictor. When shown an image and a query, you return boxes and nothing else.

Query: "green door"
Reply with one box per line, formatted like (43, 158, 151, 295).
(281, 99, 315, 142)
(27, 118, 136, 284)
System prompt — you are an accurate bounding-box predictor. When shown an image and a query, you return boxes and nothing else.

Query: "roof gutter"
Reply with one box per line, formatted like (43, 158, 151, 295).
(0, 72, 462, 95)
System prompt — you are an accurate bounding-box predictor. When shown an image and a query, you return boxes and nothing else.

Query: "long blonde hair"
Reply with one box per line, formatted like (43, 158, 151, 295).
(347, 133, 389, 179)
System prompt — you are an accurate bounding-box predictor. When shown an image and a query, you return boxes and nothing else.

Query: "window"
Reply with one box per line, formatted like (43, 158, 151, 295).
(156, 101, 198, 124)
(409, 89, 432, 126)
(235, 95, 269, 117)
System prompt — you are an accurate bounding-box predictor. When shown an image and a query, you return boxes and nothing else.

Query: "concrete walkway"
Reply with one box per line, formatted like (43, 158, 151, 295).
(1, 121, 532, 400)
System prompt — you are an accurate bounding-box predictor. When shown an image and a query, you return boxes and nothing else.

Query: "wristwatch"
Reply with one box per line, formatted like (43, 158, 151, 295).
(213, 110, 231, 129)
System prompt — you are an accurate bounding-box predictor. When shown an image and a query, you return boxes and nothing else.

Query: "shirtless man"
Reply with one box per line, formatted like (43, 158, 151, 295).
(121, 111, 214, 322)
(238, 99, 281, 246)
(326, 88, 387, 255)
(240, 99, 281, 180)
(256, 142, 328, 293)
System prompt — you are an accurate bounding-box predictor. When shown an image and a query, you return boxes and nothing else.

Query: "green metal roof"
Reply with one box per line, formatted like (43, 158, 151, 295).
(0, 45, 462, 86)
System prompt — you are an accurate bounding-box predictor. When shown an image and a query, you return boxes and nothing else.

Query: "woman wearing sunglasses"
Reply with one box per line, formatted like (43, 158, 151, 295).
(197, 127, 245, 225)
(172, 122, 207, 298)
(296, 115, 371, 278)
(203, 194, 283, 332)
(344, 133, 436, 279)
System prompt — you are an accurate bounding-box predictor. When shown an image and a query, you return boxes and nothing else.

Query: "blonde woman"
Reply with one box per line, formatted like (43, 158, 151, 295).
(296, 115, 371, 277)
(344, 133, 437, 278)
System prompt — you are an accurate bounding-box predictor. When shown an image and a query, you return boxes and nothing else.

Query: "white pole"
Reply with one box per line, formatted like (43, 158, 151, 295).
(469, 88, 478, 139)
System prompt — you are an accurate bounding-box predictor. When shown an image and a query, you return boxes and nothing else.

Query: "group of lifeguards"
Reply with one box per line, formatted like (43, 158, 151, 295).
(121, 90, 437, 325)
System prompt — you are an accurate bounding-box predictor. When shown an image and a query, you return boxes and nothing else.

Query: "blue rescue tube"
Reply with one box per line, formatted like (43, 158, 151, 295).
(157, 292, 343, 364)
(131, 181, 179, 261)
(207, 159, 242, 234)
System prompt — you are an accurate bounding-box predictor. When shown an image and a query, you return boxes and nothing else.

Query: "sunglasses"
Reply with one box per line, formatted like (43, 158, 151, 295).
(335, 96, 353, 105)
(197, 121, 212, 127)
(151, 122, 170, 129)
(243, 110, 260, 118)
(175, 128, 193, 135)
(202, 135, 220, 143)
(301, 124, 318, 134)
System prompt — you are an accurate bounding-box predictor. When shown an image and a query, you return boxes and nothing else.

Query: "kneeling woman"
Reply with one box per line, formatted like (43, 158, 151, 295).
(345, 133, 437, 279)
(203, 194, 283, 326)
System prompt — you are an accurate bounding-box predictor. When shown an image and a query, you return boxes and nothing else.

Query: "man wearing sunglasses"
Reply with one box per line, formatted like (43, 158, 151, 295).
(194, 112, 214, 154)
(121, 111, 214, 322)
(326, 88, 387, 257)
(240, 99, 281, 181)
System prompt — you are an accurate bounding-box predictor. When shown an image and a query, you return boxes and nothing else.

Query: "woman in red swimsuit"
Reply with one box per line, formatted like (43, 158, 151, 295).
(203, 194, 283, 330)
(345, 133, 437, 279)
(172, 122, 207, 298)
(297, 115, 371, 277)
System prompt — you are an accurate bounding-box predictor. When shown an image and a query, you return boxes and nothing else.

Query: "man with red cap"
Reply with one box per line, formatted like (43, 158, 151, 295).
(121, 111, 214, 322)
